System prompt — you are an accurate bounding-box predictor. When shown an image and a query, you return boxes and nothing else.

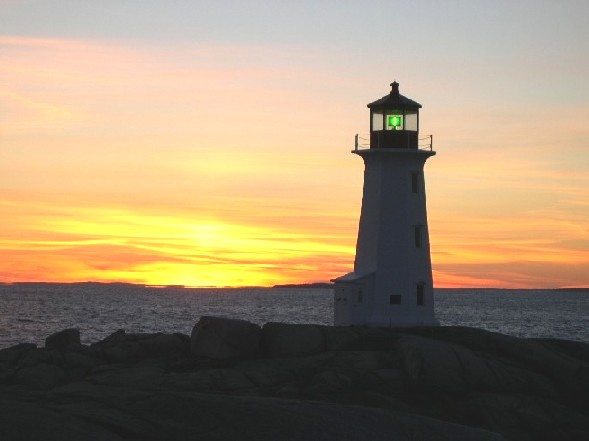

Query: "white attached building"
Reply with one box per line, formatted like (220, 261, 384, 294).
(334, 82, 438, 327)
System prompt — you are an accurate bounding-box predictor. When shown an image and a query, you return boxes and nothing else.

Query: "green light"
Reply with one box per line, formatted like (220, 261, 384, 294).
(388, 115, 402, 128)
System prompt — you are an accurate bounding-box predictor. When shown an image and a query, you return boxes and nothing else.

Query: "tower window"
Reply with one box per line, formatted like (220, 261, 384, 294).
(414, 226, 422, 248)
(411, 172, 420, 194)
(416, 284, 425, 306)
(389, 295, 402, 305)
(357, 288, 363, 303)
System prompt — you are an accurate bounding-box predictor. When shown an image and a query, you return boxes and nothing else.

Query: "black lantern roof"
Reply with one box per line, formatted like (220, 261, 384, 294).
(367, 81, 422, 110)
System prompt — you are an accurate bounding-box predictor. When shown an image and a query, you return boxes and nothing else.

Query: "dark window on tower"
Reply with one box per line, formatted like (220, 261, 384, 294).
(412, 172, 419, 194)
(414, 226, 422, 248)
(416, 284, 425, 306)
(390, 295, 402, 305)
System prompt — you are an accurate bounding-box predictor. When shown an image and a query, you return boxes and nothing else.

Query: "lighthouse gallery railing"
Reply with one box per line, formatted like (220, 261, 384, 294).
(354, 134, 433, 151)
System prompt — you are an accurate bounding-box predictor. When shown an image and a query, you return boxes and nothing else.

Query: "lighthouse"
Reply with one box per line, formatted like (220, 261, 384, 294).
(333, 82, 438, 327)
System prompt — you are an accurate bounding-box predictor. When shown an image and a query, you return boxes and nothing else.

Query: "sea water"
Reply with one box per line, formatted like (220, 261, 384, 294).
(0, 284, 587, 348)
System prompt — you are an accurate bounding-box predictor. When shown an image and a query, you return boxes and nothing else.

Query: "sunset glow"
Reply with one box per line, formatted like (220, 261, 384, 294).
(1, 1, 588, 288)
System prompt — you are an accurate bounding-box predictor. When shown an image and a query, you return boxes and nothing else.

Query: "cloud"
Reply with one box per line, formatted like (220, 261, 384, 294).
(434, 261, 589, 289)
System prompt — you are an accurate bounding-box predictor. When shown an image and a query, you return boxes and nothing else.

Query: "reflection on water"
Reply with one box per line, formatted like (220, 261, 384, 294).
(0, 284, 587, 348)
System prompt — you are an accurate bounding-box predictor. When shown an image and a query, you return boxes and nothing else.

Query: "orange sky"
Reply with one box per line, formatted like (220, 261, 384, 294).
(1, 2, 588, 288)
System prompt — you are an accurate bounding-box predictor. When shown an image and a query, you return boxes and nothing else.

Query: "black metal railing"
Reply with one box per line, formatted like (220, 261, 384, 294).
(418, 135, 433, 151)
(354, 133, 433, 151)
(354, 134, 370, 151)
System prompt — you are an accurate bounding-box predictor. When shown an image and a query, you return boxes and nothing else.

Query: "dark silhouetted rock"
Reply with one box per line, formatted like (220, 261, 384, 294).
(90, 330, 189, 362)
(191, 316, 261, 359)
(458, 392, 589, 441)
(0, 382, 508, 441)
(45, 328, 81, 351)
(397, 334, 559, 398)
(399, 326, 588, 403)
(0, 322, 587, 440)
(89, 364, 165, 388)
(322, 326, 361, 351)
(0, 343, 36, 365)
(15, 363, 67, 389)
(0, 397, 126, 441)
(262, 322, 325, 358)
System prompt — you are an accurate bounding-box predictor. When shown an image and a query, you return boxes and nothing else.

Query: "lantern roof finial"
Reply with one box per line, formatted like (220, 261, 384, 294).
(390, 81, 400, 97)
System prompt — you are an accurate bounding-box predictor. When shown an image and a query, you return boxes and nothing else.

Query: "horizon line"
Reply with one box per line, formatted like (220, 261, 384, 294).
(1, 281, 588, 291)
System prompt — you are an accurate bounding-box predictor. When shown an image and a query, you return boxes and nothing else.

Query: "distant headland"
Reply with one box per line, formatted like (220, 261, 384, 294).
(272, 282, 334, 289)
(1, 281, 587, 291)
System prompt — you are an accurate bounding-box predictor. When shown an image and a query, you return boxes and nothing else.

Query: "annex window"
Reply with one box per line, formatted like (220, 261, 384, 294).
(389, 294, 402, 305)
(416, 283, 425, 306)
(414, 225, 423, 248)
(357, 288, 363, 303)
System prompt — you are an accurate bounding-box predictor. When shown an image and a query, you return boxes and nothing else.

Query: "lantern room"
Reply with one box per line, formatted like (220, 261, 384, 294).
(368, 81, 421, 149)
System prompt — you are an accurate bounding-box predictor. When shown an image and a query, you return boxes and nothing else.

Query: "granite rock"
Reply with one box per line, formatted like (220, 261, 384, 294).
(45, 328, 81, 351)
(0, 321, 587, 441)
(262, 322, 325, 358)
(191, 316, 261, 359)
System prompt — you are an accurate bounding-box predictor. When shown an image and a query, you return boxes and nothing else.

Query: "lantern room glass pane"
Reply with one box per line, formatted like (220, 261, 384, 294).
(385, 110, 403, 131)
(372, 111, 383, 131)
(405, 111, 418, 131)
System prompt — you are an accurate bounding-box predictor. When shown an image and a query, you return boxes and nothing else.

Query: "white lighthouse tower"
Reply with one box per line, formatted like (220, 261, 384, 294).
(334, 81, 438, 327)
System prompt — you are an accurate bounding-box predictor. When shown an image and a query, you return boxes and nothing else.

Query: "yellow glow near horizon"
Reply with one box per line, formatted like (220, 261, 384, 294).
(0, 194, 355, 286)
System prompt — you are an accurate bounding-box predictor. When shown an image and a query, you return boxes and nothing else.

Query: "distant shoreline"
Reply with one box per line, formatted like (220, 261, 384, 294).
(1, 281, 588, 292)
(271, 282, 334, 289)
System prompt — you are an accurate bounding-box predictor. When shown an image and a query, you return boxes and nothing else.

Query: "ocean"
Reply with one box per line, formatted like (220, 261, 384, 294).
(0, 283, 587, 349)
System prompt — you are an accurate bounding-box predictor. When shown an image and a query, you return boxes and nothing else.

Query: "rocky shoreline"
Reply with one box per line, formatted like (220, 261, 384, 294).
(1, 317, 588, 440)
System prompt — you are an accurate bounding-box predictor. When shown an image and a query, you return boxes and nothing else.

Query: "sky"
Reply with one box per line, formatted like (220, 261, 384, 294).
(1, 0, 588, 288)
